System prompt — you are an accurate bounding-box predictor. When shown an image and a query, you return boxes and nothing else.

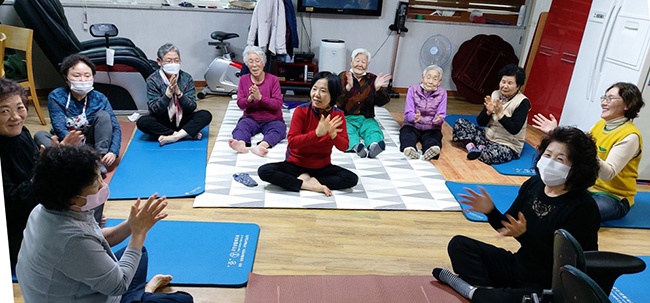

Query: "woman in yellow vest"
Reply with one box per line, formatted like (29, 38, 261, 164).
(532, 82, 645, 221)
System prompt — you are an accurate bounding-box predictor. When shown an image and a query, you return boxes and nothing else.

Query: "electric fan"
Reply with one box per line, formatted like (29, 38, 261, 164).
(419, 35, 453, 70)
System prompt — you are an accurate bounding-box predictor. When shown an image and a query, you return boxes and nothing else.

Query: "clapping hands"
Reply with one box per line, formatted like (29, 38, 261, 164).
(315, 114, 344, 139)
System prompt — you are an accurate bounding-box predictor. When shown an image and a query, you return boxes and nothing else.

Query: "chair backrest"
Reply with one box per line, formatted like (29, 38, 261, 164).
(560, 265, 611, 303)
(551, 229, 586, 303)
(0, 32, 6, 78)
(0, 24, 33, 53)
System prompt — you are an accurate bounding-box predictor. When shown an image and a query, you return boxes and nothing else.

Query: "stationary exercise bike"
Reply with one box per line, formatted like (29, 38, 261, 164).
(197, 31, 243, 99)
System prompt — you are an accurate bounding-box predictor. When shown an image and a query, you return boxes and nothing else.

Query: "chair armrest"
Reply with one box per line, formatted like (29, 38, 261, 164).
(584, 251, 646, 296)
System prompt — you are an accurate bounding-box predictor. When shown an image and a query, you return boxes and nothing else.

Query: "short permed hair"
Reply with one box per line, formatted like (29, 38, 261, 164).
(535, 126, 599, 192)
(0, 78, 27, 105)
(32, 145, 100, 211)
(60, 54, 96, 77)
(497, 64, 526, 87)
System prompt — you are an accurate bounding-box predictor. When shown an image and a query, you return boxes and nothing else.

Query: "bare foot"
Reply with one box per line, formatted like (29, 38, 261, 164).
(158, 133, 182, 146)
(228, 138, 249, 153)
(144, 274, 173, 293)
(194, 132, 203, 140)
(301, 177, 333, 197)
(250, 145, 268, 157)
(297, 173, 311, 182)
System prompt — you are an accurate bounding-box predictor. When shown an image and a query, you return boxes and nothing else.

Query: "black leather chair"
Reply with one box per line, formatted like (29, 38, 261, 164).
(560, 265, 611, 303)
(14, 0, 158, 113)
(543, 229, 646, 303)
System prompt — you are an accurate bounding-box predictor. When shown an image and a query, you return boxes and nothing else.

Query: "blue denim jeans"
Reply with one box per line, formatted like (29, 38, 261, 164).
(592, 193, 630, 221)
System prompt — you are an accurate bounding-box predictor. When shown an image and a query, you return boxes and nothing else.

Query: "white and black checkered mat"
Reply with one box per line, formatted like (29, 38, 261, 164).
(193, 101, 458, 210)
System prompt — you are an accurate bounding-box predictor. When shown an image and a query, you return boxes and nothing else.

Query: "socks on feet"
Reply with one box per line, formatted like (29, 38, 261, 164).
(422, 146, 441, 161)
(465, 142, 476, 152)
(403, 146, 420, 159)
(367, 141, 385, 158)
(354, 143, 367, 158)
(432, 268, 476, 299)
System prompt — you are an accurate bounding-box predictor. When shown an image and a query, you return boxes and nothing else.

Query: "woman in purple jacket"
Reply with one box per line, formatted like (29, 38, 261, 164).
(229, 45, 286, 157)
(399, 65, 447, 160)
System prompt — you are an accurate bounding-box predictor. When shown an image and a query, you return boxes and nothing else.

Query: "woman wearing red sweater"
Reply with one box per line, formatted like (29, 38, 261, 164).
(258, 72, 358, 196)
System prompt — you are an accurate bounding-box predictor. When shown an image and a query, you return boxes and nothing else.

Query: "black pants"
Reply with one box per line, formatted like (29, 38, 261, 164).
(258, 161, 358, 192)
(398, 125, 442, 152)
(448, 235, 543, 303)
(137, 110, 212, 138)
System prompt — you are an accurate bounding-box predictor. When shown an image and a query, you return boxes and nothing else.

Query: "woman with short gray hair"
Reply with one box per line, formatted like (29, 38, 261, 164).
(137, 43, 212, 146)
(229, 45, 286, 157)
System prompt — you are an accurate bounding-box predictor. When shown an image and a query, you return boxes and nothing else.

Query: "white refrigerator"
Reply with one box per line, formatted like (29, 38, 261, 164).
(562, 0, 650, 180)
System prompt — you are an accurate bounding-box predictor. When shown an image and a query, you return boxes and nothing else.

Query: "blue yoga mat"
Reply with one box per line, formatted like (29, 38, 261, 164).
(108, 127, 209, 199)
(445, 114, 536, 176)
(445, 181, 518, 222)
(447, 181, 650, 229)
(492, 143, 537, 177)
(602, 191, 650, 229)
(107, 219, 260, 286)
(444, 114, 477, 126)
(610, 256, 650, 302)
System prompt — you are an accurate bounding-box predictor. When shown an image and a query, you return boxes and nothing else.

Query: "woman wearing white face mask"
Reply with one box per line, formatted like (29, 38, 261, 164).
(136, 43, 212, 146)
(44, 54, 122, 177)
(433, 126, 600, 303)
(16, 145, 194, 303)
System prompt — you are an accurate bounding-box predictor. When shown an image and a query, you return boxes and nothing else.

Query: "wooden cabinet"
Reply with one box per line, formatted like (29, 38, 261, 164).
(451, 35, 519, 104)
(524, 0, 592, 123)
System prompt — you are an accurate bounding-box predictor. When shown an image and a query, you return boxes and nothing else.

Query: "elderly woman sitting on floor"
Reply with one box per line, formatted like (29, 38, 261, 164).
(229, 45, 286, 157)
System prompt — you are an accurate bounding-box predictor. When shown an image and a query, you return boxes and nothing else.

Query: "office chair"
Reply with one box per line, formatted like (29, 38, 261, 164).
(0, 24, 46, 124)
(14, 0, 158, 113)
(541, 229, 646, 303)
(560, 265, 611, 303)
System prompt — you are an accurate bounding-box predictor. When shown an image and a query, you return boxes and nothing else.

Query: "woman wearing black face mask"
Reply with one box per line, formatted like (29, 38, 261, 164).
(433, 126, 600, 303)
(41, 54, 122, 177)
(16, 145, 194, 303)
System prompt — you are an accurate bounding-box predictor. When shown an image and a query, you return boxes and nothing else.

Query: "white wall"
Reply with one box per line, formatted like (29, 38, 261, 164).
(0, 2, 525, 91)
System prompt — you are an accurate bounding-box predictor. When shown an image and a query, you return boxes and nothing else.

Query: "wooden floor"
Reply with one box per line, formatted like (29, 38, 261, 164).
(13, 93, 650, 303)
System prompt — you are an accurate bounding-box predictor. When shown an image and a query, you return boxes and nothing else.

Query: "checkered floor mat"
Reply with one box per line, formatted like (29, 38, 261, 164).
(193, 101, 458, 210)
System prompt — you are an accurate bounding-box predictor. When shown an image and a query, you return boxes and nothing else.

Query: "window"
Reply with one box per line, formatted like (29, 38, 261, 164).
(407, 0, 526, 25)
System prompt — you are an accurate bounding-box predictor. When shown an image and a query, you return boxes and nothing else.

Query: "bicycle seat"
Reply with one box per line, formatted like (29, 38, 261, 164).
(210, 31, 239, 41)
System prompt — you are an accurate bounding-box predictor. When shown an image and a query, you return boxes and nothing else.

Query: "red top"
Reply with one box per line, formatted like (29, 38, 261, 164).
(286, 103, 349, 169)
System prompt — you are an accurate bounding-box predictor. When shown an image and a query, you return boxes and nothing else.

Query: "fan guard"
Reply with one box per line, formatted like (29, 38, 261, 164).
(419, 35, 453, 70)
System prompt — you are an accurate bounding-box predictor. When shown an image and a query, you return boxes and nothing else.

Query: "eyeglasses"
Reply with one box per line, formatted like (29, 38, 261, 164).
(162, 59, 181, 64)
(247, 59, 263, 66)
(601, 95, 622, 103)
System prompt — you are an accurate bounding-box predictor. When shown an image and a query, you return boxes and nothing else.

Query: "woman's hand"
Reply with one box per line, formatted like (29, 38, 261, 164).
(414, 110, 422, 123)
(128, 194, 168, 237)
(167, 75, 179, 98)
(102, 152, 117, 167)
(315, 115, 330, 138)
(432, 113, 442, 125)
(345, 71, 354, 91)
(327, 115, 344, 140)
(498, 212, 527, 237)
(374, 73, 392, 91)
(249, 84, 261, 101)
(531, 113, 558, 134)
(484, 96, 496, 115)
(458, 186, 495, 215)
